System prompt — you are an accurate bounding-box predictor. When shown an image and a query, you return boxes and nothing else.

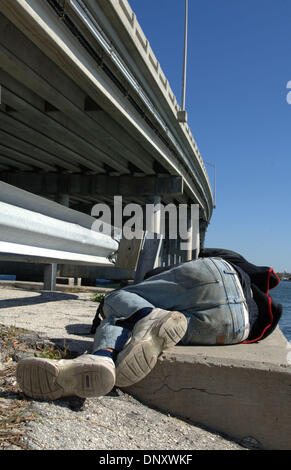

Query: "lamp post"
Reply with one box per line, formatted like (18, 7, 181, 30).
(178, 0, 188, 123)
(181, 0, 188, 110)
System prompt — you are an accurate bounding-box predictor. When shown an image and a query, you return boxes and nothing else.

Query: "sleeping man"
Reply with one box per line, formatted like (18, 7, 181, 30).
(16, 248, 282, 401)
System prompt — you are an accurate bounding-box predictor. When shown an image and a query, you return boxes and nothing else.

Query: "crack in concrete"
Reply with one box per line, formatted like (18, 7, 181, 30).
(155, 383, 234, 397)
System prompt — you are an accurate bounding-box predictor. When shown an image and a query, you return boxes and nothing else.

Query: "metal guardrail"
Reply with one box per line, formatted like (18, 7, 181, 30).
(0, 182, 118, 271)
(0, 202, 117, 266)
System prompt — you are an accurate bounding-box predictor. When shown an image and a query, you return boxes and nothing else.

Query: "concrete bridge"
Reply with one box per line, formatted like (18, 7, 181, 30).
(0, 0, 214, 279)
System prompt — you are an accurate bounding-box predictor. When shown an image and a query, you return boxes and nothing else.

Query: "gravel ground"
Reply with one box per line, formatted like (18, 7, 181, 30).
(20, 391, 247, 451)
(0, 285, 249, 452)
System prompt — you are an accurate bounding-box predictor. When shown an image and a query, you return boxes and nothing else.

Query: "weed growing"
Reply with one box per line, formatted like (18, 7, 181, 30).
(0, 324, 73, 449)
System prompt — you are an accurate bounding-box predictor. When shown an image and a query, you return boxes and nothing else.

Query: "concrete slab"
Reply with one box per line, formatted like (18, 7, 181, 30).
(124, 329, 291, 450)
(173, 327, 289, 366)
(0, 286, 97, 354)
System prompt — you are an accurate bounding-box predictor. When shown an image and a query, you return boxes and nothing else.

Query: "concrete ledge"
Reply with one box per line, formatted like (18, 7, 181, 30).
(0, 280, 116, 294)
(123, 328, 291, 450)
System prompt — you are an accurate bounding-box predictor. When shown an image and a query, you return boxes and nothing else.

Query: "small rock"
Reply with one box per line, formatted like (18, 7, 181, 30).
(12, 350, 36, 362)
(241, 435, 261, 449)
(18, 333, 54, 349)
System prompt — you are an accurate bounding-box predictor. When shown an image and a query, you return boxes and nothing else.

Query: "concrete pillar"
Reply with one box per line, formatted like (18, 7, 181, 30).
(56, 193, 70, 207)
(161, 211, 170, 267)
(186, 207, 193, 261)
(169, 238, 176, 266)
(74, 277, 82, 286)
(178, 204, 200, 261)
(194, 226, 200, 260)
(152, 197, 162, 267)
(43, 264, 57, 291)
(145, 196, 161, 235)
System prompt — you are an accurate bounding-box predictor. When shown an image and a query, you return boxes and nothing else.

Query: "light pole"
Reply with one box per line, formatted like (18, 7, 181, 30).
(178, 0, 188, 123)
(181, 0, 188, 111)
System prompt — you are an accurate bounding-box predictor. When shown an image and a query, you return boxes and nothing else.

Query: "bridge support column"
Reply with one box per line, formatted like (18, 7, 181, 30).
(56, 193, 70, 207)
(43, 264, 57, 291)
(186, 207, 193, 261)
(145, 196, 161, 235)
(145, 196, 161, 269)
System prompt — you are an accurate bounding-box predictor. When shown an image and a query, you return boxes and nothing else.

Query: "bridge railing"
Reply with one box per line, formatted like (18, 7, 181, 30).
(70, 0, 213, 209)
(98, 0, 211, 182)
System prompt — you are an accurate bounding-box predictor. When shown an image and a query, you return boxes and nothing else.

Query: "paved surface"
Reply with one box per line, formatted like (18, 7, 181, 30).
(0, 285, 96, 355)
(0, 284, 247, 451)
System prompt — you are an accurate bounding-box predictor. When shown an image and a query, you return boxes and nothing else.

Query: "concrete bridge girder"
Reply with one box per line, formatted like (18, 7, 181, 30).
(0, 14, 156, 175)
(0, 51, 154, 176)
(0, 173, 184, 198)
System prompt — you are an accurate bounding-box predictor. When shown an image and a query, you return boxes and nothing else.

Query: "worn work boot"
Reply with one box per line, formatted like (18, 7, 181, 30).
(115, 308, 187, 388)
(16, 354, 115, 401)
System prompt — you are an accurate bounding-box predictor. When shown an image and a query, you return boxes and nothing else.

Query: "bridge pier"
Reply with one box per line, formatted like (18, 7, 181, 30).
(55, 193, 70, 207)
(43, 263, 57, 291)
(146, 196, 162, 236)
(186, 207, 194, 261)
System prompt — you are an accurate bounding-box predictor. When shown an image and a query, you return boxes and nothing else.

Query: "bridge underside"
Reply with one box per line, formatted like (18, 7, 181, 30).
(0, 14, 156, 207)
(0, 0, 214, 286)
(0, 0, 213, 254)
(0, 7, 211, 208)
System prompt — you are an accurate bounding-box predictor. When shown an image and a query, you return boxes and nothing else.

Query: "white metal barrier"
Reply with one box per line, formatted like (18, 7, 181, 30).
(0, 182, 119, 289)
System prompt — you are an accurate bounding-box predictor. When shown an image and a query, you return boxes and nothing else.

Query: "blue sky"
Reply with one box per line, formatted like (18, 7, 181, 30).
(129, 0, 291, 272)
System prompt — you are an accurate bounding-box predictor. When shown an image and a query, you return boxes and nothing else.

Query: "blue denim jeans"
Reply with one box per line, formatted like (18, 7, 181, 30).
(92, 257, 250, 352)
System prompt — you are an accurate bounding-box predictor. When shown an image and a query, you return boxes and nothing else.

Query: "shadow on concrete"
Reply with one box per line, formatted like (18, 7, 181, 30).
(59, 323, 95, 356)
(66, 323, 93, 337)
(0, 291, 78, 309)
(51, 335, 93, 356)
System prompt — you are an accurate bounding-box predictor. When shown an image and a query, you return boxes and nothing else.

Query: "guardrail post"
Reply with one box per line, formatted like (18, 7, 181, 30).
(43, 264, 57, 291)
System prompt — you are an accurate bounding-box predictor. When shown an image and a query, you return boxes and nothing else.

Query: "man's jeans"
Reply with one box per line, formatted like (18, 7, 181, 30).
(93, 257, 250, 352)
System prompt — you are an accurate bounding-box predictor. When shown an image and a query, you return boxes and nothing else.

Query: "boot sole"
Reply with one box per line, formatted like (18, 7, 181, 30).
(16, 358, 115, 400)
(115, 311, 187, 388)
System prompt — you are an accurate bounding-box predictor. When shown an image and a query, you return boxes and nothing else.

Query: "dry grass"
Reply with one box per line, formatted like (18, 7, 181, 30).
(0, 325, 72, 449)
(0, 399, 37, 450)
(0, 364, 34, 450)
